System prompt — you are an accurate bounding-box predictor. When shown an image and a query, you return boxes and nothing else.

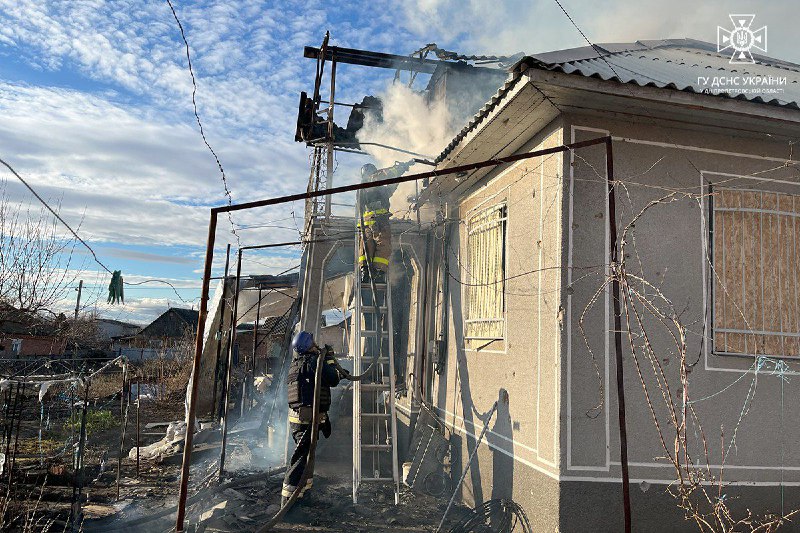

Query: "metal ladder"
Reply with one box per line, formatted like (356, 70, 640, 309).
(352, 255, 400, 505)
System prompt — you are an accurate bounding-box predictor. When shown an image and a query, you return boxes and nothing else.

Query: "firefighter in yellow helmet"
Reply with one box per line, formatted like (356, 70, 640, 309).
(357, 161, 413, 283)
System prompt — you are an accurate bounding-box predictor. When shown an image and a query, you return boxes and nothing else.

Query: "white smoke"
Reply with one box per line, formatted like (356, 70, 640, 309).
(356, 83, 457, 220)
(356, 83, 456, 167)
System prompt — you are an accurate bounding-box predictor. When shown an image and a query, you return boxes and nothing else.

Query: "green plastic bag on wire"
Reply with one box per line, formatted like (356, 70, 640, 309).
(107, 270, 124, 304)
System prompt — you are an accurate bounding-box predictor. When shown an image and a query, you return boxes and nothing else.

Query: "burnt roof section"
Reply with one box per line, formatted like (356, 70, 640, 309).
(435, 38, 800, 163)
(304, 45, 443, 74)
(247, 272, 299, 289)
(236, 314, 289, 336)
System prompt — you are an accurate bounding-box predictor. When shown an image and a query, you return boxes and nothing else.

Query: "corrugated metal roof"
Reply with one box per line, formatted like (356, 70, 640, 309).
(526, 38, 800, 109)
(435, 39, 800, 164)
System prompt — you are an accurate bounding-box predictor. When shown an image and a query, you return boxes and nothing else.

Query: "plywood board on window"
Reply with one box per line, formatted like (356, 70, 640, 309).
(713, 188, 800, 357)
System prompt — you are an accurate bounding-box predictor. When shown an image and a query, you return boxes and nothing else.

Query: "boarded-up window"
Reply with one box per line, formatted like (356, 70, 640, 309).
(712, 188, 800, 357)
(465, 204, 507, 350)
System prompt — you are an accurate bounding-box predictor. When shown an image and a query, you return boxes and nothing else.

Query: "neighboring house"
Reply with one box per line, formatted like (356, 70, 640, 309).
(0, 333, 67, 358)
(116, 307, 198, 361)
(136, 307, 198, 348)
(95, 318, 141, 343)
(0, 309, 67, 358)
(299, 39, 800, 530)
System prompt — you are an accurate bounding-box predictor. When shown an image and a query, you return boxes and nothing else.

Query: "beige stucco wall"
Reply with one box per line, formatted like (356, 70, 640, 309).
(426, 103, 800, 529)
(430, 119, 565, 530)
(563, 112, 800, 521)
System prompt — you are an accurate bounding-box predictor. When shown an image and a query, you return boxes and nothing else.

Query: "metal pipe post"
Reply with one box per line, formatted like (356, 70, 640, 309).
(176, 211, 218, 532)
(214, 137, 610, 216)
(72, 382, 89, 532)
(248, 286, 262, 414)
(218, 247, 242, 480)
(435, 401, 499, 532)
(116, 362, 128, 500)
(324, 55, 336, 219)
(136, 375, 140, 478)
(606, 138, 632, 532)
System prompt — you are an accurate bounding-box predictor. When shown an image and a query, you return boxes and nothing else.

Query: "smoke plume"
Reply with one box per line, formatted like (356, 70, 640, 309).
(356, 83, 455, 167)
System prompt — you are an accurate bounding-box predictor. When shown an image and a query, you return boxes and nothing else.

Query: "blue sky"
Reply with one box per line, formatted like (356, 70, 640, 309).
(0, 0, 795, 324)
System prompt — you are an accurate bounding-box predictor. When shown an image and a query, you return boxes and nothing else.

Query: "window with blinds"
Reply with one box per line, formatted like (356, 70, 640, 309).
(465, 203, 507, 350)
(712, 188, 800, 357)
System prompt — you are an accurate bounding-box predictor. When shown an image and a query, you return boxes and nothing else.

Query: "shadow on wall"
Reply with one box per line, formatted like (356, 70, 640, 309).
(443, 225, 516, 506)
(490, 388, 513, 501)
(447, 231, 484, 505)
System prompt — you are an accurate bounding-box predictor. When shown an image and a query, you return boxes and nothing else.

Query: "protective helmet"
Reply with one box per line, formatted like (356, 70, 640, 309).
(361, 163, 378, 181)
(291, 331, 314, 353)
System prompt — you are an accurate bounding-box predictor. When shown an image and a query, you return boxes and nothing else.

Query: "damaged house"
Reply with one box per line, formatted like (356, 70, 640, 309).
(295, 38, 800, 530)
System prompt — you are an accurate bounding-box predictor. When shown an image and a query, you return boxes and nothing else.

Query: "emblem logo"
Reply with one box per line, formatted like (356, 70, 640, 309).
(718, 14, 766, 64)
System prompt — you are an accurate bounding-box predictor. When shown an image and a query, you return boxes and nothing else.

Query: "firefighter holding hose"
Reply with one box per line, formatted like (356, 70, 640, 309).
(357, 160, 414, 283)
(281, 331, 347, 503)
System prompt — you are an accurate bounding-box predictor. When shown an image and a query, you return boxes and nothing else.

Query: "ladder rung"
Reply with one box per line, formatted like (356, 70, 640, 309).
(360, 412, 391, 418)
(360, 477, 395, 482)
(360, 383, 390, 390)
(360, 306, 388, 312)
(361, 329, 389, 336)
(361, 444, 392, 451)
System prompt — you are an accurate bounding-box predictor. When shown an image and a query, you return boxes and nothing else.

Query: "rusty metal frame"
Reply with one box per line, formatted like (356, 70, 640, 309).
(175, 135, 631, 531)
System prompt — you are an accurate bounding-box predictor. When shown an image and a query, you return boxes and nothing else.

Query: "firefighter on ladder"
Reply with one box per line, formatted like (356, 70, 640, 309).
(357, 161, 414, 283)
(282, 331, 347, 503)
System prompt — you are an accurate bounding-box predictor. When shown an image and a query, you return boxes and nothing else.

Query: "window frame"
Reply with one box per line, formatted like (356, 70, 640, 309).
(463, 201, 508, 351)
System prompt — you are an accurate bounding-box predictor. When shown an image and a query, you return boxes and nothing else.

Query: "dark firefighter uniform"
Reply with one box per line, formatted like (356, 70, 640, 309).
(281, 344, 342, 500)
(357, 162, 410, 280)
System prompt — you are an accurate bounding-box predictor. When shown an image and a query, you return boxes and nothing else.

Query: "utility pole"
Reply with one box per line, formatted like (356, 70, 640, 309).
(74, 280, 83, 319)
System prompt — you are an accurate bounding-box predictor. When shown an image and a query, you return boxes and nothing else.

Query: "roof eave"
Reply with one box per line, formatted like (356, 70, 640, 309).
(525, 67, 800, 126)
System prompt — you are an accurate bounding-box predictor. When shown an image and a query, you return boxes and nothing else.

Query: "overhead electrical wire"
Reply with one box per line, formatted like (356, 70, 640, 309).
(0, 157, 113, 275)
(165, 0, 240, 245)
(0, 157, 194, 305)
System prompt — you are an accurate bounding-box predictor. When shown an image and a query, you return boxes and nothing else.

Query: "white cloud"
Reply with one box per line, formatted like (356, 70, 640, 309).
(0, 81, 309, 247)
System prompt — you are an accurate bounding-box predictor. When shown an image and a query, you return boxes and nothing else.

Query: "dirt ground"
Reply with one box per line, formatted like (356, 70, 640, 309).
(77, 386, 471, 533)
(3, 374, 473, 532)
(81, 445, 469, 533)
